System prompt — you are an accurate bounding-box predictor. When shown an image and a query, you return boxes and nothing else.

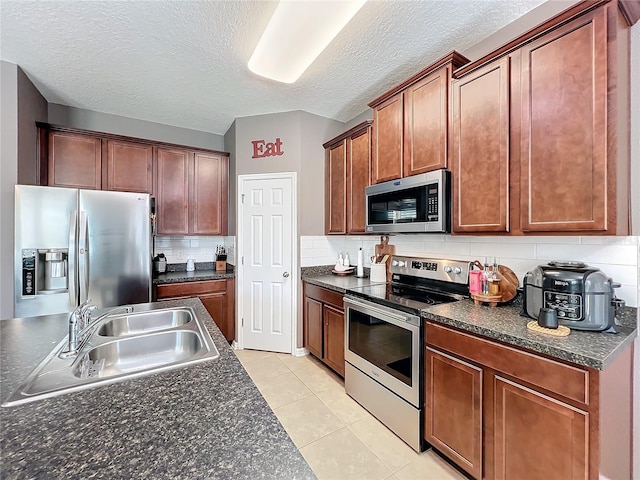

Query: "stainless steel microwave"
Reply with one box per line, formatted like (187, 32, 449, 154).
(365, 170, 450, 233)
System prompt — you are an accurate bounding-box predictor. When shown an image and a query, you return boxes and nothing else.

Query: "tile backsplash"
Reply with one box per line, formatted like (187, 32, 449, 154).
(300, 235, 640, 308)
(154, 236, 235, 265)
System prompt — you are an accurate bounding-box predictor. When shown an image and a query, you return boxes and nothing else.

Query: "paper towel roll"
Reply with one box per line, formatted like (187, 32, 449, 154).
(357, 248, 364, 277)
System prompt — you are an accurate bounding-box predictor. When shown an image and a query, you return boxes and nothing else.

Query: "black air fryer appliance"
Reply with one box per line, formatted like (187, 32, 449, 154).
(523, 261, 625, 332)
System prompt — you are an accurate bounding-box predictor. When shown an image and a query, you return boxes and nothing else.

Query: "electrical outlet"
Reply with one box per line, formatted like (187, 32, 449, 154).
(176, 249, 184, 260)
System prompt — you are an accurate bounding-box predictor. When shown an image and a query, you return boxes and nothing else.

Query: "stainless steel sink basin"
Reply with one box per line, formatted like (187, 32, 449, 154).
(2, 306, 219, 407)
(97, 308, 192, 337)
(74, 331, 202, 378)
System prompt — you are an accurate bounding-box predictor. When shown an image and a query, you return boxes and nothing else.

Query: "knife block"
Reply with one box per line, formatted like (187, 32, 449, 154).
(215, 260, 227, 272)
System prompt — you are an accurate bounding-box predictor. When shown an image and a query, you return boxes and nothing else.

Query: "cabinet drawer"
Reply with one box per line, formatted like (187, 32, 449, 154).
(426, 322, 589, 404)
(304, 283, 344, 310)
(156, 279, 227, 298)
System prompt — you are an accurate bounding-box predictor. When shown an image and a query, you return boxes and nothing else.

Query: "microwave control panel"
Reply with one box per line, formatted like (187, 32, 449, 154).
(426, 184, 439, 221)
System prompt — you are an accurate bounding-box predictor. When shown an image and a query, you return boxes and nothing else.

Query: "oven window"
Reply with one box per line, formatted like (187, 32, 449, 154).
(368, 186, 427, 225)
(348, 309, 413, 386)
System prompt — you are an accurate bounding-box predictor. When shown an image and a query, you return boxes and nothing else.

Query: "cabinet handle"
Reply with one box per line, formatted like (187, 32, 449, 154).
(283, 272, 290, 278)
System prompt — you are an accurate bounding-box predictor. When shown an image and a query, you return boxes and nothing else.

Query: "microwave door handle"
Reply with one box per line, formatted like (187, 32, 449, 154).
(68, 210, 78, 308)
(78, 211, 89, 304)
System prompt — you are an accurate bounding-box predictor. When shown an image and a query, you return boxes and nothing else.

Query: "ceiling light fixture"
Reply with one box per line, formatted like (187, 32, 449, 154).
(248, 0, 367, 84)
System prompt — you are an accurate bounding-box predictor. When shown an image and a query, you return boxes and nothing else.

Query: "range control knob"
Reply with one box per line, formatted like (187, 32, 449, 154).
(397, 260, 406, 268)
(391, 260, 398, 267)
(444, 266, 452, 273)
(454, 267, 462, 275)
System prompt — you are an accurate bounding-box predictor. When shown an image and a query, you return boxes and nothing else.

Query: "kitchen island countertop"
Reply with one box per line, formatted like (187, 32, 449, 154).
(0, 298, 315, 480)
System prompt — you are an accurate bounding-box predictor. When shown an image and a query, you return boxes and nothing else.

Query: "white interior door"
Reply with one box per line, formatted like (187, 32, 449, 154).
(238, 173, 296, 353)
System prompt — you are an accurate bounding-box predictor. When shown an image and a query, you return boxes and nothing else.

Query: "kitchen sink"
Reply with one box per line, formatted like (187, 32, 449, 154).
(97, 308, 193, 337)
(2, 306, 219, 407)
(74, 331, 202, 378)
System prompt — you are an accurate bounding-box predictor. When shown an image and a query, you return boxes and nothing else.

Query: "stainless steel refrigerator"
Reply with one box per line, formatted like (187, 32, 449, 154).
(14, 185, 152, 318)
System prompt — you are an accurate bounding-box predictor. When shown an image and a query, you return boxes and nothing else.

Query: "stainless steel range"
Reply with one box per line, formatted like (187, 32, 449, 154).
(344, 256, 471, 452)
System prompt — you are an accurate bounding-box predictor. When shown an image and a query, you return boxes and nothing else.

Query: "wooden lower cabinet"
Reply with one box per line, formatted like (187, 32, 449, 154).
(303, 282, 345, 377)
(155, 278, 235, 342)
(492, 376, 588, 480)
(424, 321, 632, 480)
(424, 347, 482, 479)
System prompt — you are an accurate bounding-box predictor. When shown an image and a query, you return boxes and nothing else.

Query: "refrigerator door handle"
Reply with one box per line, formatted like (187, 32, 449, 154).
(68, 210, 78, 308)
(78, 211, 89, 304)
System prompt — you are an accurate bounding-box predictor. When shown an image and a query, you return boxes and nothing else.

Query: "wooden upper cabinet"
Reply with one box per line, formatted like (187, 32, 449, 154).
(192, 152, 228, 235)
(105, 139, 153, 193)
(324, 121, 372, 235)
(369, 52, 469, 185)
(325, 141, 347, 234)
(347, 127, 372, 233)
(452, 56, 510, 233)
(156, 148, 229, 236)
(371, 94, 403, 184)
(156, 147, 190, 235)
(520, 7, 608, 232)
(403, 65, 450, 176)
(48, 131, 102, 189)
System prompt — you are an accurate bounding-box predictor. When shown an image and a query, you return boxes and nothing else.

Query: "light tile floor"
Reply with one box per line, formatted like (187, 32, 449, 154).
(234, 349, 467, 480)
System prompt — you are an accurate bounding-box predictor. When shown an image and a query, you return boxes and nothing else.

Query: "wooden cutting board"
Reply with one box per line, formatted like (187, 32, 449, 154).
(374, 235, 395, 281)
(472, 260, 519, 303)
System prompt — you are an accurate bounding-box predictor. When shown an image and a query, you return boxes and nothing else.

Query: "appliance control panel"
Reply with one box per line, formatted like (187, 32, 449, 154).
(390, 256, 470, 284)
(543, 291, 583, 321)
(21, 249, 36, 297)
(426, 184, 439, 221)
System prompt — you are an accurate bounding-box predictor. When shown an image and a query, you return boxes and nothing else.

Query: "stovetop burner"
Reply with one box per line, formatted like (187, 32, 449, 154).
(345, 256, 471, 315)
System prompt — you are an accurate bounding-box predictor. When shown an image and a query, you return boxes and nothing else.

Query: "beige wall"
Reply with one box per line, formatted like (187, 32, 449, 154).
(48, 104, 225, 151)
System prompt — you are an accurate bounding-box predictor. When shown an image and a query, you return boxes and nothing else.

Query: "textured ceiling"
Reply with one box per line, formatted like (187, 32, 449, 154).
(1, 0, 546, 135)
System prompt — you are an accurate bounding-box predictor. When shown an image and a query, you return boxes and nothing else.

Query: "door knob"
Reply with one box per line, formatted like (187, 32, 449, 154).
(283, 272, 290, 278)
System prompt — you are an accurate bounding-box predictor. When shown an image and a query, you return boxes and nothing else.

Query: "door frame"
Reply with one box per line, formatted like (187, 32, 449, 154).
(236, 172, 298, 353)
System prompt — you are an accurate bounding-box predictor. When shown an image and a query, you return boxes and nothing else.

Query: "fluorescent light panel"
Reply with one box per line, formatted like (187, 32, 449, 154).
(249, 0, 367, 84)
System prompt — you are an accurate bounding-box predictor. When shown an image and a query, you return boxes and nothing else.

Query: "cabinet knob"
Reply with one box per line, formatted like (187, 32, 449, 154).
(283, 272, 290, 278)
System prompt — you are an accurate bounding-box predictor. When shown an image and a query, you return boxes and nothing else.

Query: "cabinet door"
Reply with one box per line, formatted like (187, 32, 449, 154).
(156, 148, 190, 234)
(325, 141, 347, 234)
(106, 140, 153, 193)
(493, 375, 588, 480)
(452, 57, 510, 233)
(48, 131, 102, 189)
(520, 8, 607, 232)
(192, 153, 228, 235)
(323, 305, 345, 377)
(199, 292, 227, 338)
(404, 66, 449, 176)
(425, 347, 482, 480)
(347, 128, 371, 233)
(304, 297, 323, 359)
(372, 94, 403, 183)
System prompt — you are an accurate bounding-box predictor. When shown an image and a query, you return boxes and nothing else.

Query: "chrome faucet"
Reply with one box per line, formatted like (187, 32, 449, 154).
(63, 299, 98, 356)
(62, 301, 135, 357)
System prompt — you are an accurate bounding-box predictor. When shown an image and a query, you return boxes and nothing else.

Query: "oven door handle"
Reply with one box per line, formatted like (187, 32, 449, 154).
(343, 296, 420, 327)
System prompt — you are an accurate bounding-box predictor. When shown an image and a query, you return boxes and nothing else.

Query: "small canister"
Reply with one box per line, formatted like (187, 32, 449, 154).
(469, 270, 482, 294)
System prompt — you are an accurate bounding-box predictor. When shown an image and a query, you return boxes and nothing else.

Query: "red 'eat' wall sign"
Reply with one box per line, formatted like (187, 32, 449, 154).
(252, 138, 284, 158)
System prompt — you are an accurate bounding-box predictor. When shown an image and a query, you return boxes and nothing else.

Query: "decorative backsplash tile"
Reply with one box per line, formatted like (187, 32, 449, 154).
(154, 235, 235, 265)
(299, 235, 640, 307)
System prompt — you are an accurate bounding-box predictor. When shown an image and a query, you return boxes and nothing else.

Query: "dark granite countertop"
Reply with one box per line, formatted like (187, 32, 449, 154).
(422, 300, 637, 370)
(301, 269, 637, 371)
(154, 266, 235, 285)
(301, 265, 382, 293)
(0, 298, 314, 479)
